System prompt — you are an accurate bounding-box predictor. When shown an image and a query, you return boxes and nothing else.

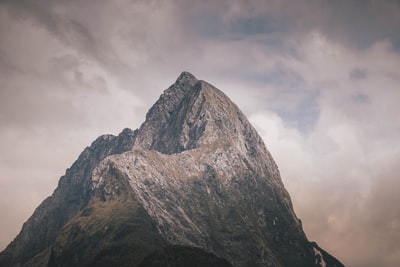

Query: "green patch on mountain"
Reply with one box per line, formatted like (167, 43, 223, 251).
(48, 166, 167, 267)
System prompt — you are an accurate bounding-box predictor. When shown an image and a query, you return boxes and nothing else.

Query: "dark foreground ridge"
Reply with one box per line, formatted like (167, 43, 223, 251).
(0, 72, 345, 267)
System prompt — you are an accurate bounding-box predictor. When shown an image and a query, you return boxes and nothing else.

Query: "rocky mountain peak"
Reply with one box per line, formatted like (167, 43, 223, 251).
(175, 71, 198, 87)
(132, 71, 199, 151)
(133, 71, 264, 159)
(0, 72, 344, 267)
(101, 73, 343, 266)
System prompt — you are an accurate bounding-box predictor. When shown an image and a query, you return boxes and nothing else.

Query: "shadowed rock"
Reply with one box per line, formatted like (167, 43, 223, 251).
(0, 72, 344, 267)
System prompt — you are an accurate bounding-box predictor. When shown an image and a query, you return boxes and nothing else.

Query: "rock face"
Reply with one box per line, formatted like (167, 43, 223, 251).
(0, 128, 137, 267)
(0, 72, 344, 267)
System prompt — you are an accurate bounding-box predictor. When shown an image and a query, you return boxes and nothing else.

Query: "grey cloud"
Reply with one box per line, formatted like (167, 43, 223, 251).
(49, 54, 108, 93)
(243, 67, 320, 133)
(324, 162, 400, 267)
(322, 0, 400, 49)
(366, 164, 400, 239)
(62, 19, 97, 57)
(166, 0, 400, 53)
(0, 82, 81, 129)
(0, 49, 22, 77)
(351, 93, 370, 104)
(0, 54, 95, 130)
(177, 0, 400, 50)
(275, 145, 400, 267)
(1, 0, 124, 70)
(274, 92, 320, 134)
(229, 16, 289, 35)
(261, 68, 320, 133)
(349, 68, 368, 80)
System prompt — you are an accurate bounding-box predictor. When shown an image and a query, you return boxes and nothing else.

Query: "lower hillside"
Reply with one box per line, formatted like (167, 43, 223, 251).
(46, 162, 233, 267)
(47, 166, 167, 267)
(138, 245, 233, 267)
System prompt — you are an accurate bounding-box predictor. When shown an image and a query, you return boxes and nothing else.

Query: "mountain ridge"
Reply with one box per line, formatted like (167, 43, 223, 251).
(0, 72, 344, 267)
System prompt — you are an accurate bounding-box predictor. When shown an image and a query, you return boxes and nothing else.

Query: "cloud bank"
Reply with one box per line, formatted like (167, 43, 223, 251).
(1, 1, 399, 266)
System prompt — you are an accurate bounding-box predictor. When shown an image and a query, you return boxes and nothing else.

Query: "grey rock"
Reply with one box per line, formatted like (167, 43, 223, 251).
(0, 129, 137, 266)
(94, 73, 342, 267)
(0, 72, 344, 267)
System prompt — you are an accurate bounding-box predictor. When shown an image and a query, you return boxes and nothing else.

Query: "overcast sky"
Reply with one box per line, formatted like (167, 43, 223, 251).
(1, 1, 399, 266)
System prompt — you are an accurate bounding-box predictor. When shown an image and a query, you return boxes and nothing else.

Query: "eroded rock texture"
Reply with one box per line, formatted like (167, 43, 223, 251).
(0, 72, 344, 267)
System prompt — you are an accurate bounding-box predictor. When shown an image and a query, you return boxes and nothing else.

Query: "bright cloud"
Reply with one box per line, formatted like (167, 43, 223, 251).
(250, 32, 400, 267)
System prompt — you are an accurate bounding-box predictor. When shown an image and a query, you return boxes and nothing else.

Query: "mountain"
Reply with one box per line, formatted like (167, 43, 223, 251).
(0, 72, 344, 267)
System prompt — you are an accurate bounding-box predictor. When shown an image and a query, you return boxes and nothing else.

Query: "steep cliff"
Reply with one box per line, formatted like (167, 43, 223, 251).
(0, 72, 344, 267)
(0, 129, 137, 266)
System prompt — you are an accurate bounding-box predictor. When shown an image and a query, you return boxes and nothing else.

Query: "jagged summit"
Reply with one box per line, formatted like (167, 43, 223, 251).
(175, 71, 198, 85)
(134, 71, 263, 157)
(0, 72, 344, 267)
(133, 71, 199, 151)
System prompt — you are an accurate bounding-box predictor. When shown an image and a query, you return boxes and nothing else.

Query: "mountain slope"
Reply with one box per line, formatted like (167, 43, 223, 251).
(0, 129, 137, 266)
(47, 161, 167, 267)
(0, 72, 344, 267)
